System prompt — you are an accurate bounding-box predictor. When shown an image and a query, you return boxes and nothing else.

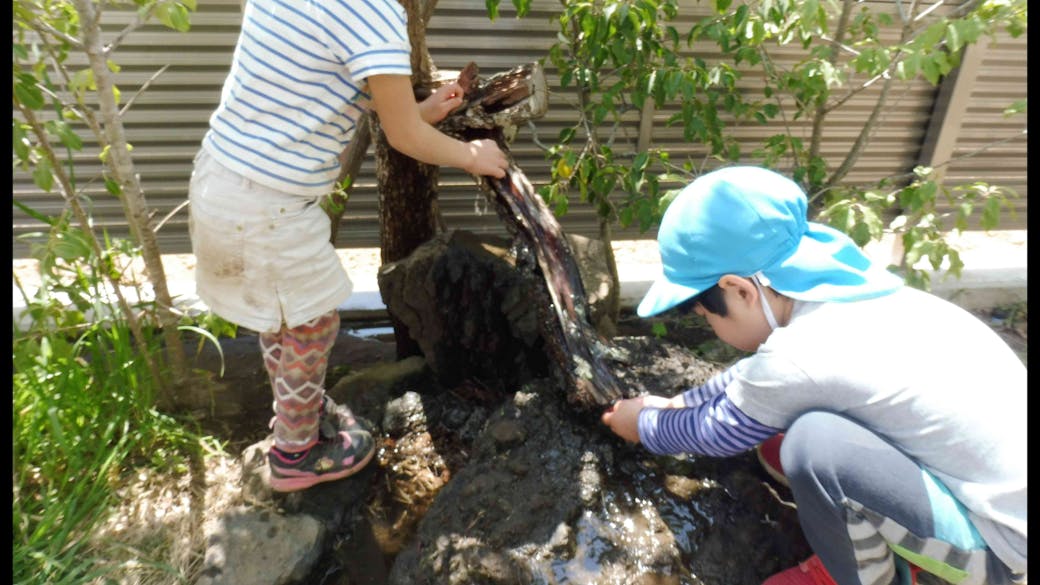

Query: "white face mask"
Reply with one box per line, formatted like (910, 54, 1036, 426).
(752, 272, 779, 331)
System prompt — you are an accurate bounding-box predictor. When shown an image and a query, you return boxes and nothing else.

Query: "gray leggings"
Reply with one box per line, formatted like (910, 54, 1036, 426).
(782, 411, 1020, 585)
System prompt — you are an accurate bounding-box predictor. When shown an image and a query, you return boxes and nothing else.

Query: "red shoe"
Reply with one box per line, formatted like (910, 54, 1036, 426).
(762, 555, 838, 585)
(756, 432, 789, 487)
(763, 555, 923, 585)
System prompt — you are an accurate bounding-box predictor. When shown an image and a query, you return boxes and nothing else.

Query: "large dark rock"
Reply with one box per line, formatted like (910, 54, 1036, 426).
(386, 340, 812, 585)
(377, 229, 552, 391)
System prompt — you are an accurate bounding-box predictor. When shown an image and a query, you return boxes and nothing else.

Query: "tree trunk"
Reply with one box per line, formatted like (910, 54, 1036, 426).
(73, 0, 191, 402)
(374, 0, 442, 359)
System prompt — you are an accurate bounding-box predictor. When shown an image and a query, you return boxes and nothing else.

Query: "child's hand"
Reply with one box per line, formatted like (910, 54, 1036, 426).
(601, 394, 681, 443)
(600, 397, 646, 443)
(464, 139, 509, 178)
(418, 81, 465, 125)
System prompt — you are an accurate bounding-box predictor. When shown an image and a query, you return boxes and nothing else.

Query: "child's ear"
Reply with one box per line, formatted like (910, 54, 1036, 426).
(718, 274, 757, 304)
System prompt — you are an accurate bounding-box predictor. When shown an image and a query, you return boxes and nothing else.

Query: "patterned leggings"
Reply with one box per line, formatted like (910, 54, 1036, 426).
(259, 310, 340, 452)
(783, 411, 1022, 585)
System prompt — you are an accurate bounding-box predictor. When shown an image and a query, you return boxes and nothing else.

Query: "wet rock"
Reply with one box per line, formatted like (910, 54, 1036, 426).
(489, 419, 526, 448)
(388, 381, 689, 584)
(384, 361, 811, 585)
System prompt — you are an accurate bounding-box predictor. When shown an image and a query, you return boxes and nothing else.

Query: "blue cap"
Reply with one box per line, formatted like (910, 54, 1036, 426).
(637, 166, 904, 317)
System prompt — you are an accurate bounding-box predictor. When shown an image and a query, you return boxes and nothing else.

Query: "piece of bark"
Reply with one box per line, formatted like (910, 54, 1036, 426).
(438, 61, 624, 408)
(468, 150, 623, 409)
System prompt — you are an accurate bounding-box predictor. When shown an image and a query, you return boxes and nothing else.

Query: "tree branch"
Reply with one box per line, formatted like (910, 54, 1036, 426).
(823, 0, 919, 191)
(757, 45, 803, 170)
(104, 4, 154, 55)
(807, 0, 854, 168)
(119, 64, 170, 116)
(23, 14, 83, 49)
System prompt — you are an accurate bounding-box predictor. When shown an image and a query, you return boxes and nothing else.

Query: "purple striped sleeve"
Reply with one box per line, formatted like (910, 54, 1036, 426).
(637, 391, 780, 457)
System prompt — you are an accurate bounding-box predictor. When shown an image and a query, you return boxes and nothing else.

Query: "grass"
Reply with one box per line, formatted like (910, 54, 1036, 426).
(12, 234, 220, 585)
(12, 315, 213, 584)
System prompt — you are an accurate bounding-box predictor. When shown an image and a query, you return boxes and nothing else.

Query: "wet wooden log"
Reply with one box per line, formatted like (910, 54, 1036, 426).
(481, 159, 626, 409)
(441, 62, 625, 409)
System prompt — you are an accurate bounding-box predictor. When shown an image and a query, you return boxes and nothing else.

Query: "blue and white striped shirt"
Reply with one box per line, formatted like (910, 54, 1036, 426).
(203, 0, 412, 195)
(637, 366, 780, 457)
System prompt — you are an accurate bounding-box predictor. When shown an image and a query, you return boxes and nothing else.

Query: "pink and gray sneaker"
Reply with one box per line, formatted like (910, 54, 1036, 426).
(268, 428, 375, 492)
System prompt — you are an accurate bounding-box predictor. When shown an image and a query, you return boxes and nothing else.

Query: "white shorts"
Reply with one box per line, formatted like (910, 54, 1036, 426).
(187, 149, 352, 333)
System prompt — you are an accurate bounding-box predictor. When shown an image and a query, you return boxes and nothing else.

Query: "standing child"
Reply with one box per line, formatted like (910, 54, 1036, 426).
(601, 166, 1026, 585)
(188, 0, 509, 492)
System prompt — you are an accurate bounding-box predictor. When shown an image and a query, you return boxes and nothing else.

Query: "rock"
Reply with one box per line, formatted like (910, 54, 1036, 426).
(170, 329, 396, 419)
(377, 230, 550, 391)
(377, 229, 621, 394)
(382, 391, 428, 437)
(385, 364, 812, 585)
(329, 356, 430, 428)
(197, 505, 325, 585)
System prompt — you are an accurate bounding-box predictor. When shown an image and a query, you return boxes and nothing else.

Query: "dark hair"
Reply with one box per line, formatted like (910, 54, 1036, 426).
(671, 284, 728, 317)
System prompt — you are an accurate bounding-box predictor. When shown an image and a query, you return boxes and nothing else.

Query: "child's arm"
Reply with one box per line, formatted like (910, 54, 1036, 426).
(638, 392, 780, 456)
(368, 74, 508, 178)
(602, 390, 780, 457)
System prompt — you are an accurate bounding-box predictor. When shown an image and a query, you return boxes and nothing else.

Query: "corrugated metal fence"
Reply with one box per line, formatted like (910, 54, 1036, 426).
(12, 0, 1027, 258)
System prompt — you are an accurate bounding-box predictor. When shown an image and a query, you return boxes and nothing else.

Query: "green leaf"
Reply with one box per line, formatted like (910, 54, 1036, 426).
(850, 221, 871, 247)
(486, 0, 499, 20)
(13, 199, 55, 226)
(921, 57, 941, 85)
(14, 77, 45, 110)
(633, 151, 650, 172)
(981, 196, 1001, 230)
(651, 321, 668, 338)
(155, 2, 192, 32)
(13, 123, 30, 163)
(51, 230, 92, 261)
(105, 177, 123, 196)
(946, 21, 963, 53)
(560, 69, 573, 88)
(1003, 99, 1026, 117)
(33, 158, 54, 193)
(918, 20, 946, 50)
(48, 120, 83, 151)
(70, 68, 95, 96)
